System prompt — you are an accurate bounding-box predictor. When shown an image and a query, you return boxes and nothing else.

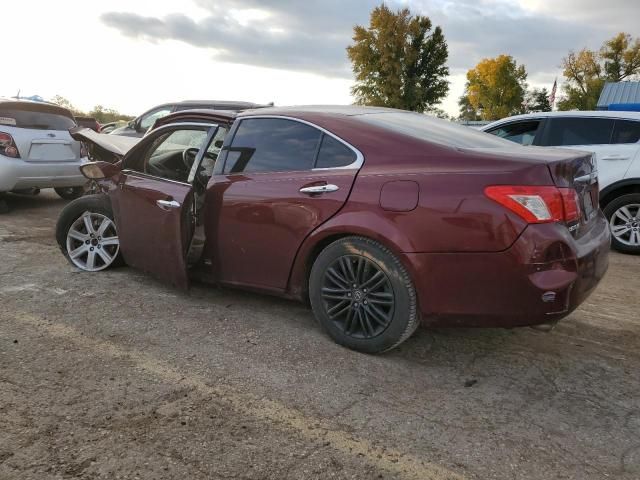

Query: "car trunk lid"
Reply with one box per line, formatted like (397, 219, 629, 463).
(24, 132, 78, 162)
(545, 149, 599, 237)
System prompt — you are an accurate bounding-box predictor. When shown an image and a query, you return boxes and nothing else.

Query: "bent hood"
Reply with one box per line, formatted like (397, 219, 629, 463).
(70, 127, 140, 161)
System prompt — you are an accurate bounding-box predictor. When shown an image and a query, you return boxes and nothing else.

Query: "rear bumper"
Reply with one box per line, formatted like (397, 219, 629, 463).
(0, 155, 88, 192)
(403, 212, 611, 328)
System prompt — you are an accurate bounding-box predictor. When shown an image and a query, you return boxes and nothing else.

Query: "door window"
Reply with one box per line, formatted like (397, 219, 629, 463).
(487, 121, 540, 146)
(545, 118, 615, 146)
(141, 128, 208, 183)
(139, 107, 173, 131)
(612, 120, 640, 144)
(224, 118, 321, 174)
(188, 127, 228, 183)
(315, 134, 357, 168)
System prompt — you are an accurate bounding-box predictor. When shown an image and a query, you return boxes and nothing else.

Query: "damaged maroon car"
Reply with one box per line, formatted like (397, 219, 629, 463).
(56, 106, 610, 353)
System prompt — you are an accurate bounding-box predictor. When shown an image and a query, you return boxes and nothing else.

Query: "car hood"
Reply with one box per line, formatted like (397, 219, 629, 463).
(70, 127, 140, 159)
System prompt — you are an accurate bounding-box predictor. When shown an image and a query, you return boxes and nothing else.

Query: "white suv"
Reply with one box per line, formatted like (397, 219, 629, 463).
(0, 99, 87, 211)
(483, 111, 640, 254)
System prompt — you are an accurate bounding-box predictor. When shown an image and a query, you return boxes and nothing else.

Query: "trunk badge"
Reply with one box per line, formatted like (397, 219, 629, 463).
(47, 133, 56, 137)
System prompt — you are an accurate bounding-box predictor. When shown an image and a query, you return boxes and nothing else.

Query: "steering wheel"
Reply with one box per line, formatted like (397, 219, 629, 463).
(182, 147, 200, 170)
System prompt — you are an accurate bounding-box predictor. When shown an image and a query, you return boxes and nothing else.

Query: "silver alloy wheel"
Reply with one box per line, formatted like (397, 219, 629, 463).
(609, 203, 640, 246)
(66, 211, 119, 271)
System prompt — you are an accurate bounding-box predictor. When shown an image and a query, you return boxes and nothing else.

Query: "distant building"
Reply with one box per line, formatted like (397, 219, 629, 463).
(597, 81, 640, 111)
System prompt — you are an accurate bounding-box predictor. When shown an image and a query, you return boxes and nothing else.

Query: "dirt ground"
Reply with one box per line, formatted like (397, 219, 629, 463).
(1, 190, 639, 480)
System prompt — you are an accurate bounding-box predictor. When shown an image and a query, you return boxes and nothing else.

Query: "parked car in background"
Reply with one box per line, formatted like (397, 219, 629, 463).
(109, 100, 271, 138)
(0, 98, 87, 211)
(74, 116, 101, 132)
(58, 106, 609, 353)
(483, 111, 640, 253)
(99, 121, 127, 134)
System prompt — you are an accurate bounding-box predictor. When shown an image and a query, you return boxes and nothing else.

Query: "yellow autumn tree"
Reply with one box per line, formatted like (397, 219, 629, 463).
(459, 55, 527, 121)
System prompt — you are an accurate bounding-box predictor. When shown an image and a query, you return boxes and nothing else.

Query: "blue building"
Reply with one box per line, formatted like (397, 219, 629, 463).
(597, 81, 640, 111)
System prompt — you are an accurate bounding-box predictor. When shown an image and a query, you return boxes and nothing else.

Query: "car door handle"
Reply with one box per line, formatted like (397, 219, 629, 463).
(602, 155, 630, 161)
(299, 184, 339, 195)
(156, 199, 181, 209)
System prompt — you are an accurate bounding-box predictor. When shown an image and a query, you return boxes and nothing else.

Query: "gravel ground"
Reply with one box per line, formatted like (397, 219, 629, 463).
(1, 190, 639, 480)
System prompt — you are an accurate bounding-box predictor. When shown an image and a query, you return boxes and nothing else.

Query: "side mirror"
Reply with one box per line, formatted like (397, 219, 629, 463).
(80, 161, 120, 180)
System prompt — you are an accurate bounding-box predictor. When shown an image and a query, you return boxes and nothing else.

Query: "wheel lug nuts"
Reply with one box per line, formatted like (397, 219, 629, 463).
(85, 240, 90, 245)
(90, 247, 94, 251)
(347, 293, 351, 297)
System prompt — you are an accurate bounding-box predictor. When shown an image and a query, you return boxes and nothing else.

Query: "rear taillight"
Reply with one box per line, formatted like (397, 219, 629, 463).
(485, 185, 581, 224)
(80, 142, 88, 158)
(0, 132, 19, 158)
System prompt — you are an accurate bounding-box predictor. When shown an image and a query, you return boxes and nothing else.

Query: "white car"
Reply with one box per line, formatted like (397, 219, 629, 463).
(0, 99, 87, 210)
(483, 111, 640, 254)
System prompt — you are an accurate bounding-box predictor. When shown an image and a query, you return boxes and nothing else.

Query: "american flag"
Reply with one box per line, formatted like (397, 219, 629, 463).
(549, 78, 557, 108)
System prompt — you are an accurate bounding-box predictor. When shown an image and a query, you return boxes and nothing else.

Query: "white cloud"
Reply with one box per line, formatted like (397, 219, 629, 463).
(2, 0, 637, 117)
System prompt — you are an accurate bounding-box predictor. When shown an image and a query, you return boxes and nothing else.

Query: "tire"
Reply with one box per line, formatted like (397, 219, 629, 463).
(56, 195, 123, 271)
(309, 236, 419, 353)
(55, 186, 85, 200)
(603, 193, 640, 255)
(0, 198, 8, 214)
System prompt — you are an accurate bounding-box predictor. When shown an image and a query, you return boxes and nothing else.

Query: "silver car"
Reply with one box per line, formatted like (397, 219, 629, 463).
(0, 99, 87, 207)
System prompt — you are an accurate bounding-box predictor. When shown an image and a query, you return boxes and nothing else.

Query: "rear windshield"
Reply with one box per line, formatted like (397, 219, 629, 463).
(357, 112, 513, 149)
(0, 103, 76, 130)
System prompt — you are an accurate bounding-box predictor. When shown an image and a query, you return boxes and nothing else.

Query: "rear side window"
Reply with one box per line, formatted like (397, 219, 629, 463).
(612, 120, 640, 144)
(545, 118, 614, 146)
(0, 106, 75, 130)
(487, 121, 541, 146)
(315, 134, 357, 168)
(225, 118, 321, 173)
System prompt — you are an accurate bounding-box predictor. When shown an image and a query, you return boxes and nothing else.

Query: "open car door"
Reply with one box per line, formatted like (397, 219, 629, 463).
(104, 123, 221, 289)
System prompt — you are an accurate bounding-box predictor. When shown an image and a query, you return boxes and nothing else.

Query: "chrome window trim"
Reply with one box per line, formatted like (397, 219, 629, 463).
(237, 115, 364, 171)
(121, 169, 192, 187)
(143, 122, 219, 137)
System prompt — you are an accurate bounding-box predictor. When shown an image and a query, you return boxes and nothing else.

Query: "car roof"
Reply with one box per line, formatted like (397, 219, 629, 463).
(239, 105, 398, 118)
(0, 97, 74, 116)
(484, 110, 640, 129)
(177, 100, 269, 109)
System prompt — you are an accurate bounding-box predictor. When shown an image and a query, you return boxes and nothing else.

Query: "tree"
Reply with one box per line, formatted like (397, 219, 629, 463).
(347, 5, 449, 112)
(557, 49, 605, 110)
(50, 95, 84, 115)
(89, 105, 134, 124)
(558, 32, 640, 111)
(601, 33, 640, 82)
(457, 95, 482, 121)
(458, 55, 527, 121)
(524, 88, 552, 113)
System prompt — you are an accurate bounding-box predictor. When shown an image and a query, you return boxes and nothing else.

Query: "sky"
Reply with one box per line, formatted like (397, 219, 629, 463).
(4, 0, 638, 117)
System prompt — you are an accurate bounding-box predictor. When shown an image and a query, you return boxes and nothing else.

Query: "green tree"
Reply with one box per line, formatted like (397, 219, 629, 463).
(89, 105, 134, 124)
(524, 88, 552, 113)
(557, 49, 605, 111)
(558, 32, 640, 111)
(459, 55, 527, 121)
(457, 95, 482, 121)
(601, 33, 640, 82)
(347, 4, 449, 112)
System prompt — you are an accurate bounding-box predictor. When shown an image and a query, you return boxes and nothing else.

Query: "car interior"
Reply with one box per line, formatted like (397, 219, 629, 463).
(143, 127, 227, 185)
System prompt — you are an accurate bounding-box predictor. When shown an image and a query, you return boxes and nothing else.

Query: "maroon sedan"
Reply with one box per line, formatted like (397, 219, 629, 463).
(57, 106, 610, 353)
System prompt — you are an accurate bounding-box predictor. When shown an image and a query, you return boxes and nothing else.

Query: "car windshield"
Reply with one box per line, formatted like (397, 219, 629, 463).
(357, 112, 514, 149)
(0, 105, 76, 130)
